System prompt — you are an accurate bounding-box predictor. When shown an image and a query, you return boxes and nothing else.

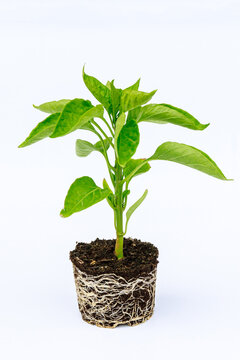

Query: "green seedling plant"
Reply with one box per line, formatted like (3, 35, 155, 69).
(19, 68, 229, 259)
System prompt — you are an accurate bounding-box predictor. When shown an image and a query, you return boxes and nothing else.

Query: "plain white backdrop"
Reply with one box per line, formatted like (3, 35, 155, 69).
(0, 0, 240, 359)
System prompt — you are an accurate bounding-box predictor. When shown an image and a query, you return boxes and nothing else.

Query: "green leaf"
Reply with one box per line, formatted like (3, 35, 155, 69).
(51, 99, 104, 138)
(110, 81, 122, 120)
(127, 106, 142, 122)
(149, 142, 228, 180)
(106, 81, 111, 90)
(60, 176, 110, 217)
(120, 89, 157, 112)
(138, 104, 209, 130)
(122, 189, 130, 200)
(103, 178, 115, 209)
(80, 122, 96, 132)
(33, 99, 71, 114)
(82, 67, 111, 111)
(117, 120, 140, 167)
(114, 113, 126, 154)
(125, 78, 141, 91)
(94, 137, 112, 154)
(125, 189, 148, 234)
(124, 159, 151, 182)
(18, 113, 60, 148)
(76, 137, 111, 157)
(122, 189, 130, 210)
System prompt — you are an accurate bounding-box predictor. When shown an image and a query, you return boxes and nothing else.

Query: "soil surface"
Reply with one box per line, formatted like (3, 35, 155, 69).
(70, 238, 159, 280)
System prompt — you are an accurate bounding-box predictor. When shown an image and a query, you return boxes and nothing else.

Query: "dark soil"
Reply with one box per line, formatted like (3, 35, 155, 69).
(70, 238, 159, 280)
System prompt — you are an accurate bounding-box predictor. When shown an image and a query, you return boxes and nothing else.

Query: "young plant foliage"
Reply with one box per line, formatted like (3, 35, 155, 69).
(19, 68, 230, 259)
(117, 120, 140, 166)
(18, 113, 60, 147)
(51, 100, 104, 138)
(149, 142, 227, 180)
(120, 89, 157, 112)
(76, 138, 112, 157)
(125, 189, 148, 234)
(61, 177, 110, 218)
(137, 104, 209, 130)
(83, 68, 111, 112)
(123, 159, 151, 183)
(33, 99, 71, 114)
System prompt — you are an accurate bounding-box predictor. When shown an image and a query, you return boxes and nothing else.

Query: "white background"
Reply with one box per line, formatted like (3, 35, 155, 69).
(0, 0, 240, 359)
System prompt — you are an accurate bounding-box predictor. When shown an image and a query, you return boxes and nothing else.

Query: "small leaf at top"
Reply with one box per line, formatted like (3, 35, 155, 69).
(110, 81, 122, 121)
(124, 189, 148, 234)
(83, 67, 111, 112)
(117, 120, 140, 167)
(106, 81, 112, 89)
(18, 113, 60, 148)
(76, 137, 112, 157)
(51, 99, 104, 138)
(60, 176, 110, 217)
(120, 89, 157, 112)
(125, 78, 141, 91)
(33, 99, 71, 114)
(149, 141, 229, 180)
(138, 103, 209, 130)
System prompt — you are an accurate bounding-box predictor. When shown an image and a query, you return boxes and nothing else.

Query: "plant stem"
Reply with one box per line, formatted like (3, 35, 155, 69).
(101, 117, 115, 137)
(114, 161, 124, 259)
(91, 120, 115, 149)
(91, 129, 115, 186)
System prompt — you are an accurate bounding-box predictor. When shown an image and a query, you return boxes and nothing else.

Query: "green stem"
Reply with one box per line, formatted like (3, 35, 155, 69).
(91, 120, 115, 149)
(92, 129, 115, 186)
(114, 162, 124, 259)
(107, 111, 114, 128)
(101, 117, 114, 137)
(123, 182, 129, 210)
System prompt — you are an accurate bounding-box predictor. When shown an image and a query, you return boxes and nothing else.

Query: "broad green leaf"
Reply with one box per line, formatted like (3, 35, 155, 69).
(138, 104, 209, 130)
(76, 137, 111, 157)
(18, 113, 60, 148)
(110, 81, 122, 120)
(103, 178, 115, 209)
(117, 120, 140, 167)
(149, 142, 228, 180)
(83, 67, 111, 111)
(124, 159, 151, 182)
(120, 89, 157, 112)
(114, 113, 125, 153)
(76, 139, 95, 156)
(51, 99, 104, 138)
(125, 78, 141, 91)
(60, 176, 110, 217)
(125, 189, 148, 234)
(33, 99, 71, 114)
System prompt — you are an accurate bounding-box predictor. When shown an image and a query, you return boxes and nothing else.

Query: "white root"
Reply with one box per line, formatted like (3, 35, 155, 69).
(72, 265, 157, 328)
